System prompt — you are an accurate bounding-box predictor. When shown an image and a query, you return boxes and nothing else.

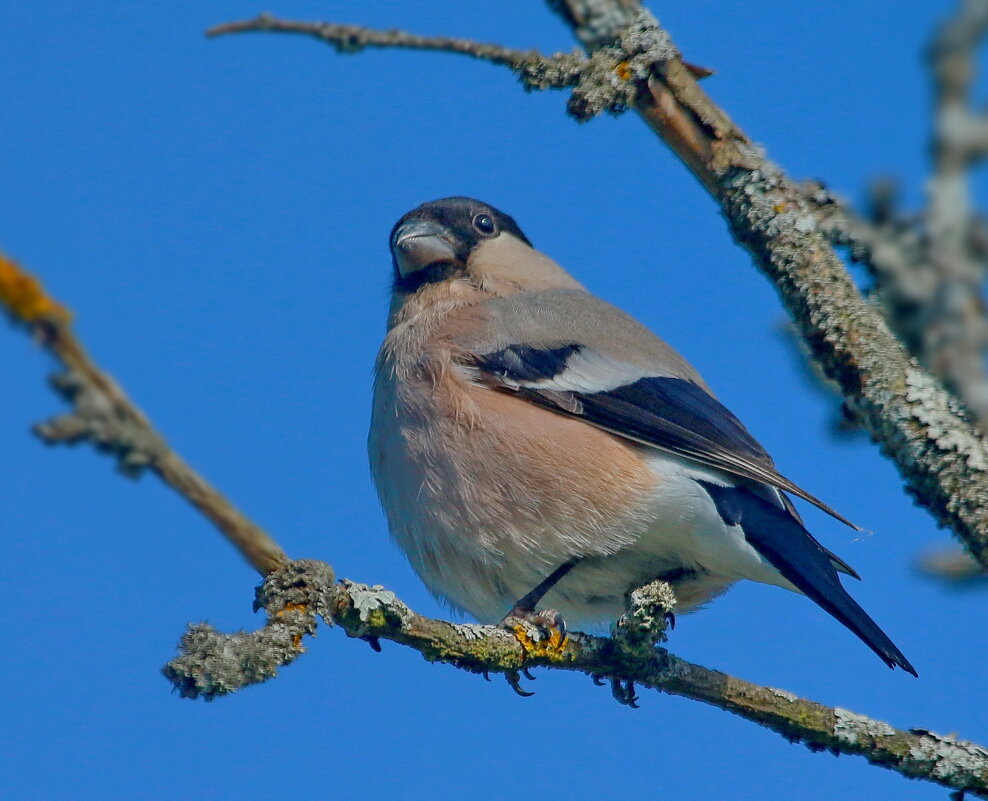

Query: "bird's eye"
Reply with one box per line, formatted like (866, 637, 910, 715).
(473, 214, 496, 235)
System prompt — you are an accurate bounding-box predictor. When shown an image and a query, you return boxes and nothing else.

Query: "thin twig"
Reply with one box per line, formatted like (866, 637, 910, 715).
(0, 252, 289, 576)
(208, 15, 549, 67)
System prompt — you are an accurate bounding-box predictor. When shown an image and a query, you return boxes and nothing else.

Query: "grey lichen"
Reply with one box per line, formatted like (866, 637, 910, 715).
(254, 558, 336, 621)
(904, 368, 988, 471)
(513, 50, 586, 92)
(906, 731, 988, 784)
(341, 581, 399, 622)
(833, 707, 897, 746)
(338, 579, 413, 639)
(566, 10, 677, 121)
(611, 579, 676, 650)
(344, 582, 397, 622)
(449, 622, 493, 642)
(514, 9, 679, 121)
(163, 559, 335, 700)
(163, 622, 292, 701)
(35, 369, 166, 477)
(546, 0, 640, 48)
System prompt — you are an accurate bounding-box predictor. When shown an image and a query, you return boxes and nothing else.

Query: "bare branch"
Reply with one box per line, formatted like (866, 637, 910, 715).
(208, 15, 591, 100)
(208, 15, 565, 70)
(0, 252, 290, 576)
(206, 13, 674, 122)
(164, 559, 988, 797)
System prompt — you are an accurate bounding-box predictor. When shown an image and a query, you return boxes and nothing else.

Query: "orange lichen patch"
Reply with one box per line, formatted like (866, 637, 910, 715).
(615, 61, 633, 81)
(275, 602, 309, 618)
(773, 202, 787, 213)
(0, 252, 71, 324)
(291, 634, 303, 650)
(511, 624, 569, 661)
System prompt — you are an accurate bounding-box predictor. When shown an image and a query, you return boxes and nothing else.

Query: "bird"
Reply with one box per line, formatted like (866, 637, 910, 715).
(368, 195, 916, 676)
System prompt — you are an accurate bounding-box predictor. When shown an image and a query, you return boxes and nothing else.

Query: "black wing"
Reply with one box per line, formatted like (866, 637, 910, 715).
(472, 343, 858, 530)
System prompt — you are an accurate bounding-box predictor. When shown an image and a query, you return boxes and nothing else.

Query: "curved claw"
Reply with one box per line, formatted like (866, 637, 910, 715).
(502, 607, 569, 658)
(552, 614, 567, 642)
(482, 670, 492, 682)
(506, 670, 535, 698)
(364, 636, 382, 652)
(522, 667, 537, 681)
(610, 677, 640, 708)
(591, 673, 607, 686)
(664, 611, 676, 630)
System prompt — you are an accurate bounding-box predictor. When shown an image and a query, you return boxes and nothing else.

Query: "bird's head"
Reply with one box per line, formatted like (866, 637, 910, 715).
(388, 197, 582, 300)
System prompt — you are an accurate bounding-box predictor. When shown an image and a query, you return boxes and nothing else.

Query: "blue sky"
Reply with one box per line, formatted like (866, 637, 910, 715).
(1, 2, 980, 800)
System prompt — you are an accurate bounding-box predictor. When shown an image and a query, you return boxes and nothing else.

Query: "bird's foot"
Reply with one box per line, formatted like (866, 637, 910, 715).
(501, 606, 569, 659)
(610, 677, 640, 708)
(589, 674, 640, 707)
(504, 670, 535, 698)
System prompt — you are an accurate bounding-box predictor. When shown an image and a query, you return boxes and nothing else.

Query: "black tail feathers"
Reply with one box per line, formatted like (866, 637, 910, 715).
(699, 480, 917, 677)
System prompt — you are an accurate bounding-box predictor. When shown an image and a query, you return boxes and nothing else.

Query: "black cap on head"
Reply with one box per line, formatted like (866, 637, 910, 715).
(389, 197, 531, 292)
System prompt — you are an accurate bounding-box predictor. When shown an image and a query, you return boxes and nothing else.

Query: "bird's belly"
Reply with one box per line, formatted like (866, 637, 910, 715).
(369, 370, 785, 624)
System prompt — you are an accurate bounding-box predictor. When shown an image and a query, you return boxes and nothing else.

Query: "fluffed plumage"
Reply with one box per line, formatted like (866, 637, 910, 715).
(369, 196, 916, 676)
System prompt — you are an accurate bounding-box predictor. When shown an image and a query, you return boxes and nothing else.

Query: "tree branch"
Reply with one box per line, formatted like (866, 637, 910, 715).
(0, 252, 289, 576)
(163, 558, 988, 797)
(801, 1, 988, 435)
(208, 15, 571, 70)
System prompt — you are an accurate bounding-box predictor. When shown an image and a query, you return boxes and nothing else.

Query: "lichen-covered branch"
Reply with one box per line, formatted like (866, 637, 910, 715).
(0, 251, 289, 576)
(165, 559, 988, 797)
(206, 13, 691, 122)
(547, 1, 988, 569)
(164, 560, 336, 697)
(805, 1, 988, 435)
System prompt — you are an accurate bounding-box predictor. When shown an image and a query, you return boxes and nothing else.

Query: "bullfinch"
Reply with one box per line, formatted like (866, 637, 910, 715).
(369, 196, 915, 676)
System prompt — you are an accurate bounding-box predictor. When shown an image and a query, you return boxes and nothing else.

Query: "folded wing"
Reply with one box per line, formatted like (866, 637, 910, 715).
(470, 339, 857, 530)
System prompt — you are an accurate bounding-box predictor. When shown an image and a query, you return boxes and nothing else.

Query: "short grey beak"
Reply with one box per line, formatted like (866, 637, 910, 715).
(393, 220, 457, 276)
